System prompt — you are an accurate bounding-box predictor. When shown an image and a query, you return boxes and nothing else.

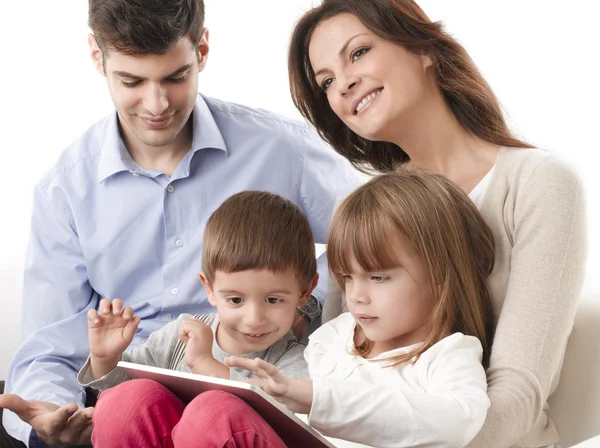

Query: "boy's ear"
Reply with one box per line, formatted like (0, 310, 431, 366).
(299, 273, 319, 306)
(199, 272, 216, 307)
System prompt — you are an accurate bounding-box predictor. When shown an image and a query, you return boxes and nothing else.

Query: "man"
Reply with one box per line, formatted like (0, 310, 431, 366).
(0, 0, 361, 445)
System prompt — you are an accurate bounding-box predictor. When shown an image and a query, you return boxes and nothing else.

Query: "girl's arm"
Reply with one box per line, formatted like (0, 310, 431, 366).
(468, 156, 587, 447)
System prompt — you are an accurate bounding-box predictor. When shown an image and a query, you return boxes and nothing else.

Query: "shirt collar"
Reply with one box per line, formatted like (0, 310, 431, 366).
(97, 94, 228, 183)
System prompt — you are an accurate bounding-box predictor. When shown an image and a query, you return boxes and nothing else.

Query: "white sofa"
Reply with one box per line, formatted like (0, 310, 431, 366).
(0, 266, 599, 447)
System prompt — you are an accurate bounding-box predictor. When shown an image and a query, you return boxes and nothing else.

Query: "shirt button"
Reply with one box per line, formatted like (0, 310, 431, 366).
(167, 185, 175, 193)
(165, 313, 174, 321)
(175, 239, 184, 247)
(171, 287, 179, 295)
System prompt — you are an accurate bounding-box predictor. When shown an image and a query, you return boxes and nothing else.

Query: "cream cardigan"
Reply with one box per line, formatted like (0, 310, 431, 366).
(322, 147, 587, 448)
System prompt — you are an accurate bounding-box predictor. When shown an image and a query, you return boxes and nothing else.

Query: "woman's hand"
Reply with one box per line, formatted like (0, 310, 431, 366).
(225, 357, 313, 414)
(88, 298, 140, 378)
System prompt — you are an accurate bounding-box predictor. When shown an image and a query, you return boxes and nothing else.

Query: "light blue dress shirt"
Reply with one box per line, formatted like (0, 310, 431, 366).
(3, 94, 362, 444)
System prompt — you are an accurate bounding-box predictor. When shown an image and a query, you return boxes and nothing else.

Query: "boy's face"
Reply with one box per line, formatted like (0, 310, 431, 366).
(200, 269, 315, 355)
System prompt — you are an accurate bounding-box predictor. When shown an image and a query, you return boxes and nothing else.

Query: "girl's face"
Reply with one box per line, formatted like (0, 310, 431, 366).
(342, 231, 435, 356)
(308, 13, 433, 143)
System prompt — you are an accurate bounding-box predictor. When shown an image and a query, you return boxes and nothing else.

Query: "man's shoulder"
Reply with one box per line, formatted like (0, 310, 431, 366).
(38, 115, 113, 191)
(202, 95, 311, 137)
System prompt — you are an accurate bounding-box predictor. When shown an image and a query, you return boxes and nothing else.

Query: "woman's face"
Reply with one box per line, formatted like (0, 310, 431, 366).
(308, 13, 434, 142)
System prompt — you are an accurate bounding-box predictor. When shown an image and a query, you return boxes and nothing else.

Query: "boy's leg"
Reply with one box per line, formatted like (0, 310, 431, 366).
(92, 379, 184, 448)
(172, 390, 287, 448)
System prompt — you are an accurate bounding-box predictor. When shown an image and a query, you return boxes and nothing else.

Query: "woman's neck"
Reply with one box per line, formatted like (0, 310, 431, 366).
(387, 87, 499, 193)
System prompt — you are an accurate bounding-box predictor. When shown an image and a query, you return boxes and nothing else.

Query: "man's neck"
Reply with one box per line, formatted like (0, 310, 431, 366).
(122, 119, 193, 178)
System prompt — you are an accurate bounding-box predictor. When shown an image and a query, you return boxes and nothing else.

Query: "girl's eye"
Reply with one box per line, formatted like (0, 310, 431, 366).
(266, 297, 283, 305)
(340, 274, 352, 283)
(227, 297, 244, 305)
(351, 46, 371, 62)
(371, 275, 389, 283)
(321, 77, 334, 92)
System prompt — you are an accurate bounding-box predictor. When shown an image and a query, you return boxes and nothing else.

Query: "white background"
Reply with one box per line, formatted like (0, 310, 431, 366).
(0, 1, 598, 376)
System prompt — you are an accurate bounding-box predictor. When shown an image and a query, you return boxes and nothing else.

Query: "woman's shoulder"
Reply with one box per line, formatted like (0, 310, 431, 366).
(496, 147, 581, 188)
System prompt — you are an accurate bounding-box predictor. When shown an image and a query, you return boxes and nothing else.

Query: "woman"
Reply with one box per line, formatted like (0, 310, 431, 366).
(287, 1, 586, 447)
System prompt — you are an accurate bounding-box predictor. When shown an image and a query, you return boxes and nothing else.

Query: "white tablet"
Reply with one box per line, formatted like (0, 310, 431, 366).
(117, 361, 335, 448)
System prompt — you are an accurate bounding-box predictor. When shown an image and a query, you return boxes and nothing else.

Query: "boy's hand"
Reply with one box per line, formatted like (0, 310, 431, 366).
(179, 318, 229, 378)
(88, 298, 140, 378)
(0, 394, 93, 446)
(224, 357, 313, 414)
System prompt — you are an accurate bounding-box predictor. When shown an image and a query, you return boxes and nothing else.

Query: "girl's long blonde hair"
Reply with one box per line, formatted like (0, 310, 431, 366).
(327, 170, 496, 367)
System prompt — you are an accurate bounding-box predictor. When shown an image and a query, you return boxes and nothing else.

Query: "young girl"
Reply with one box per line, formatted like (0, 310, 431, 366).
(226, 170, 496, 447)
(287, 1, 586, 447)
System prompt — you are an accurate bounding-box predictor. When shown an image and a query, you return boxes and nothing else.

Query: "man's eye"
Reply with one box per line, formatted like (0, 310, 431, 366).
(167, 76, 187, 84)
(120, 80, 141, 88)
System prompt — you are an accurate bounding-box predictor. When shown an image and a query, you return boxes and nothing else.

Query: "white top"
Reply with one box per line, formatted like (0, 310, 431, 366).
(304, 313, 490, 448)
(469, 165, 496, 208)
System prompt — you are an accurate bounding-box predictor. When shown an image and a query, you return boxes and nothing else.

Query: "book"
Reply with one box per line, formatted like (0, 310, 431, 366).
(117, 361, 335, 448)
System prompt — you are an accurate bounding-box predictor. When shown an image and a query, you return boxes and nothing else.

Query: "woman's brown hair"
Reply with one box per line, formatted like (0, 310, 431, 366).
(289, 0, 533, 174)
(327, 170, 496, 367)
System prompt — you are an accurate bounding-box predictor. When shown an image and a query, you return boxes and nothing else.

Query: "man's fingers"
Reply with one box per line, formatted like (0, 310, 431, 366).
(0, 394, 34, 421)
(65, 408, 93, 435)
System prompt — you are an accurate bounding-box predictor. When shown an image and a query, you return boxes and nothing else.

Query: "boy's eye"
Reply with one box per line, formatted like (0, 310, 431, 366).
(265, 297, 283, 305)
(227, 297, 244, 305)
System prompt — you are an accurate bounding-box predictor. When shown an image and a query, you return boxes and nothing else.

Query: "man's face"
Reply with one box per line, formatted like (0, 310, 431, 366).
(89, 33, 208, 152)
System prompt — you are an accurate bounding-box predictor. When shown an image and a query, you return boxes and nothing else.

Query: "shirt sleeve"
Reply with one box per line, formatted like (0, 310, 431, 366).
(2, 184, 99, 445)
(297, 125, 364, 303)
(308, 335, 489, 448)
(466, 156, 587, 447)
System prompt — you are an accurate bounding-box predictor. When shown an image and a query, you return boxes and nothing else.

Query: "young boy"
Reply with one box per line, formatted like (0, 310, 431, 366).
(77, 191, 318, 446)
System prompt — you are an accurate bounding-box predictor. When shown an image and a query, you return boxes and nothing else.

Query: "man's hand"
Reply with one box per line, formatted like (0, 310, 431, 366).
(88, 298, 140, 379)
(0, 394, 93, 446)
(178, 318, 229, 378)
(224, 357, 313, 414)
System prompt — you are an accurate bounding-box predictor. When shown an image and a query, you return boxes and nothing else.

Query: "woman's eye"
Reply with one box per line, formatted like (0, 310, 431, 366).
(266, 297, 283, 305)
(227, 297, 244, 305)
(351, 47, 370, 62)
(321, 77, 334, 91)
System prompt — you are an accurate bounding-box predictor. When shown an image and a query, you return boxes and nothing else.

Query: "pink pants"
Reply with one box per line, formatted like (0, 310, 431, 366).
(91, 379, 287, 448)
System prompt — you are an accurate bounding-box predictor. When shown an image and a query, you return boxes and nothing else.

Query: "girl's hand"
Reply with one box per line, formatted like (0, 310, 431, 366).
(224, 357, 313, 414)
(88, 298, 139, 360)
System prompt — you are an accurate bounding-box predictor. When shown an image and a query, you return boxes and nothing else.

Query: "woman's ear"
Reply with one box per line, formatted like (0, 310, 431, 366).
(199, 272, 216, 306)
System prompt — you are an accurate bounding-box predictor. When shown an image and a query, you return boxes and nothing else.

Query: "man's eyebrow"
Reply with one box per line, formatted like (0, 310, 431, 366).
(313, 33, 368, 78)
(112, 63, 193, 80)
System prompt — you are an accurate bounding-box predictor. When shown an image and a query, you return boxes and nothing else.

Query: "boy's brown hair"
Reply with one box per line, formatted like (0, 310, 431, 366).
(202, 191, 317, 289)
(327, 170, 496, 367)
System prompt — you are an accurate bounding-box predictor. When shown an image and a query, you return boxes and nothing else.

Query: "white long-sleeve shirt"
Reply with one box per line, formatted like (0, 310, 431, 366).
(305, 313, 490, 448)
